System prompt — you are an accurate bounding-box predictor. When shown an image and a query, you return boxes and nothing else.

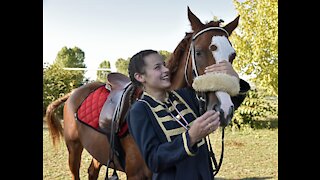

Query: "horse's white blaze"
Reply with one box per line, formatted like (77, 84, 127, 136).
(215, 91, 233, 118)
(211, 35, 235, 120)
(211, 36, 235, 63)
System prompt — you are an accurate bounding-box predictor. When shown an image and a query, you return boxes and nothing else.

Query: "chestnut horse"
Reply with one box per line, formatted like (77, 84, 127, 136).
(45, 7, 239, 180)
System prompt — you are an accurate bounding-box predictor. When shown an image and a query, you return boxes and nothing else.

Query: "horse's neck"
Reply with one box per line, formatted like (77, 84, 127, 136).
(169, 64, 188, 90)
(170, 78, 184, 90)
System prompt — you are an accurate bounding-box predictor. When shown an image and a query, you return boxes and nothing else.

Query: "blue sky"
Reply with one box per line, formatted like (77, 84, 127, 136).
(43, 0, 239, 80)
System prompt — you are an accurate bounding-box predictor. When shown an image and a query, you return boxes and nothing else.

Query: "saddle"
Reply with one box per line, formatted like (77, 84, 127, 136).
(99, 72, 133, 135)
(98, 72, 138, 179)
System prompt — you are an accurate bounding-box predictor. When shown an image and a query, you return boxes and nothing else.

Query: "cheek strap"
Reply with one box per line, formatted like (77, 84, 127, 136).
(192, 73, 240, 96)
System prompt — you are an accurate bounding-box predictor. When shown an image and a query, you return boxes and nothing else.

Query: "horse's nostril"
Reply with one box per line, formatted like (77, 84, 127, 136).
(214, 104, 220, 112)
(228, 106, 234, 118)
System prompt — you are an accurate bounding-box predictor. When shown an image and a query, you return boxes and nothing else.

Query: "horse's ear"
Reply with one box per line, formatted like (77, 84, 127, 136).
(187, 6, 204, 31)
(224, 15, 240, 36)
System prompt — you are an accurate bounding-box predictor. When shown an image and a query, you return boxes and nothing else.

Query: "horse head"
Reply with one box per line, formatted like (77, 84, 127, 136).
(168, 7, 240, 127)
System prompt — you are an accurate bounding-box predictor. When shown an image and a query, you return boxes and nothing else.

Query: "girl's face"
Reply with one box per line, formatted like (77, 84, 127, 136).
(136, 53, 171, 92)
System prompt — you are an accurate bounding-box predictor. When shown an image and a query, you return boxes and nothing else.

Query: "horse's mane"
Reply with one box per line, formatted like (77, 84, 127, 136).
(166, 32, 193, 79)
(166, 20, 221, 80)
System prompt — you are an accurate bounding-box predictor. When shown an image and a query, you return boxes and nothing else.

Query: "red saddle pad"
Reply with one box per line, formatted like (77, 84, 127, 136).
(77, 85, 110, 129)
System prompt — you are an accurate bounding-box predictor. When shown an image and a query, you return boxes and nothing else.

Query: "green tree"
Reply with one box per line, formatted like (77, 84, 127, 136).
(231, 0, 278, 96)
(55, 46, 87, 69)
(159, 50, 172, 63)
(43, 46, 87, 117)
(115, 58, 129, 76)
(232, 87, 278, 130)
(96, 60, 111, 82)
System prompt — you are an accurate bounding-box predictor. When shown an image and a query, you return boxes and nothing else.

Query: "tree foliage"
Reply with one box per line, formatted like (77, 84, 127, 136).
(115, 58, 130, 76)
(231, 0, 278, 96)
(231, 87, 278, 129)
(159, 50, 172, 63)
(43, 46, 87, 117)
(96, 60, 111, 82)
(55, 46, 87, 69)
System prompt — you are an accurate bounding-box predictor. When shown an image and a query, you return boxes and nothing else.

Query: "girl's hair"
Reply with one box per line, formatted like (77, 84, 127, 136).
(128, 49, 158, 87)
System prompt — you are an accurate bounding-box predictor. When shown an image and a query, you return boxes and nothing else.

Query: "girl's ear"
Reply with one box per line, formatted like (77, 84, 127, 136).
(134, 72, 145, 83)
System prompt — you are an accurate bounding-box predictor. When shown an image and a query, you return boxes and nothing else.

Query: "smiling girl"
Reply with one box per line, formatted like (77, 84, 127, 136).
(126, 49, 249, 179)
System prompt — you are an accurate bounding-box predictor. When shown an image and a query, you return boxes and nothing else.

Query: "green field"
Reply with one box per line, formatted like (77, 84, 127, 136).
(43, 124, 278, 179)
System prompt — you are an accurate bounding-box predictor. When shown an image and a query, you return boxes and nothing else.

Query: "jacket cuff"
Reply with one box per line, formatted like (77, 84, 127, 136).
(182, 131, 198, 156)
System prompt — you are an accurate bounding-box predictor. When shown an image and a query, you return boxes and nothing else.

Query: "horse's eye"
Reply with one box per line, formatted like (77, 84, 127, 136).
(210, 44, 217, 51)
(195, 51, 201, 56)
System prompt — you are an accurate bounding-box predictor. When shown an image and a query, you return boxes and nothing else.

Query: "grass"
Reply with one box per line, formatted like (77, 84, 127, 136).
(43, 124, 278, 180)
(211, 127, 278, 179)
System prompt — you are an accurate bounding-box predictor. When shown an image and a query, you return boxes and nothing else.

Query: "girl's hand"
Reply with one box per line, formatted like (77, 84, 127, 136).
(204, 60, 239, 81)
(188, 110, 220, 146)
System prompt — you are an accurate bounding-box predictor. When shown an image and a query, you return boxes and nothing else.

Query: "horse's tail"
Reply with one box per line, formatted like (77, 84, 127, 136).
(45, 92, 72, 147)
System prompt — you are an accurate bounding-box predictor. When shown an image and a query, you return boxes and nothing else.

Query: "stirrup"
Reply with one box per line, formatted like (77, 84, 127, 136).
(107, 170, 119, 180)
(105, 160, 119, 180)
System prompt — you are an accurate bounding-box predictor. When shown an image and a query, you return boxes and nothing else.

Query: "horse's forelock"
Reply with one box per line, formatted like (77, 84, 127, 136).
(205, 20, 221, 28)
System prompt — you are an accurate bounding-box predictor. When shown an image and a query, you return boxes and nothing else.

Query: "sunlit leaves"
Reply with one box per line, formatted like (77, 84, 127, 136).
(231, 0, 278, 96)
(115, 58, 130, 76)
(96, 60, 111, 83)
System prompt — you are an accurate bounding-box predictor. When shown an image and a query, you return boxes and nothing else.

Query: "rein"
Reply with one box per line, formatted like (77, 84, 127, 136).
(184, 26, 230, 176)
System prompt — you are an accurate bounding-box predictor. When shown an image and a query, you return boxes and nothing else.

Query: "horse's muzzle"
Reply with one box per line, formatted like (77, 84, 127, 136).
(199, 91, 235, 127)
(214, 104, 234, 127)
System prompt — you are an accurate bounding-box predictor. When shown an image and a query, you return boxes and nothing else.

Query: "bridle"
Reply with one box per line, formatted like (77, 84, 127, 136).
(184, 26, 230, 85)
(184, 26, 231, 176)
